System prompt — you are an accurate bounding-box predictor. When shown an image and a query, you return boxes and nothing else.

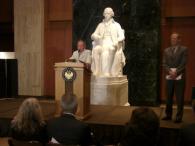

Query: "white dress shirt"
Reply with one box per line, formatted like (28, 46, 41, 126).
(69, 49, 92, 64)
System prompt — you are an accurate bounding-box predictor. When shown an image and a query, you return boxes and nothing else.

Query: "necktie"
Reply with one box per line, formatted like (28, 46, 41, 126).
(172, 47, 176, 55)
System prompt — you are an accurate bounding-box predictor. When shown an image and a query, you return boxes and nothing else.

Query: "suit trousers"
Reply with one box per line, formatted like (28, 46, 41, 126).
(165, 79, 185, 119)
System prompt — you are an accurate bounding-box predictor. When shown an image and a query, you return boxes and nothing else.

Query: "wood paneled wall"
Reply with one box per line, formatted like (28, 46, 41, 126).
(160, 0, 195, 102)
(0, 0, 14, 52)
(0, 0, 13, 23)
(14, 0, 44, 96)
(44, 0, 72, 96)
(164, 0, 195, 17)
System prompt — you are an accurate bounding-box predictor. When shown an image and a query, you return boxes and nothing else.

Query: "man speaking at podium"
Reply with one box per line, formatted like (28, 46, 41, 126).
(67, 39, 91, 69)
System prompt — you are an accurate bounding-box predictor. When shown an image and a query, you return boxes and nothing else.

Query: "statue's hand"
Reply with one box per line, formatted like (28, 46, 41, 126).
(92, 34, 101, 41)
(113, 42, 119, 49)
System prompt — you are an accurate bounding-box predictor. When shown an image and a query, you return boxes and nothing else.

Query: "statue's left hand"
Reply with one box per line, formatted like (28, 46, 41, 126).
(113, 42, 119, 49)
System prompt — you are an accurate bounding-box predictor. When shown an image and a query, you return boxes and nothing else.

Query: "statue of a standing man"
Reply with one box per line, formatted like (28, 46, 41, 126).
(91, 7, 125, 77)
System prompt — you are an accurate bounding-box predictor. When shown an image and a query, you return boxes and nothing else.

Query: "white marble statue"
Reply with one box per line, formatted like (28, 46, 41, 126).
(91, 7, 126, 77)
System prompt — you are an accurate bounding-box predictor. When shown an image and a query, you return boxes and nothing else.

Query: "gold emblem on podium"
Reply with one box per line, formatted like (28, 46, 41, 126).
(62, 67, 77, 82)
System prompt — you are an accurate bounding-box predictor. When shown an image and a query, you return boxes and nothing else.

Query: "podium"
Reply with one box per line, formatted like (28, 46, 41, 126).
(54, 62, 91, 119)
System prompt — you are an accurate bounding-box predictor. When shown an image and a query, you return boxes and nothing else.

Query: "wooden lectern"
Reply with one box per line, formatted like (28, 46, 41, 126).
(54, 62, 91, 119)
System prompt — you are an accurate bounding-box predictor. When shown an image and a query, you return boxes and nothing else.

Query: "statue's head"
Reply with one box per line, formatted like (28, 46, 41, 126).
(103, 7, 114, 21)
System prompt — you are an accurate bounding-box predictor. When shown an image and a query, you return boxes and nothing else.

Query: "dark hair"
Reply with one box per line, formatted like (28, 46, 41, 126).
(121, 107, 160, 146)
(77, 39, 86, 44)
(130, 107, 159, 133)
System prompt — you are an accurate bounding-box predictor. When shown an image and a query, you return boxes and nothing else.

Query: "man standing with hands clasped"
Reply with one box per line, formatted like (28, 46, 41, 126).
(162, 32, 188, 123)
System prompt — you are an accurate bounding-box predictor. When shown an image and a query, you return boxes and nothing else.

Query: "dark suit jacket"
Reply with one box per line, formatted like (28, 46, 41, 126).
(178, 123, 195, 146)
(47, 114, 92, 146)
(163, 46, 187, 79)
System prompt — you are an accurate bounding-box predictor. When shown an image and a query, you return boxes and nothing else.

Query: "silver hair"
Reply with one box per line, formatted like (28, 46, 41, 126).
(61, 94, 78, 114)
(103, 7, 114, 17)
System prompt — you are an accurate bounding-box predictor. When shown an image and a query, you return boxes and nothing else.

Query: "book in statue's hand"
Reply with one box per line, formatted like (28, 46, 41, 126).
(79, 60, 85, 64)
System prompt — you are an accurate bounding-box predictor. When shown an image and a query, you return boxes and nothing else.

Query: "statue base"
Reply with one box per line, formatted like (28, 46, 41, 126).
(90, 76, 129, 106)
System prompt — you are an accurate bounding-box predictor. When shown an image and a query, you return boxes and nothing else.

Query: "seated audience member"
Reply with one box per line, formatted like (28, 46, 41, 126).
(47, 94, 92, 146)
(119, 107, 160, 146)
(10, 98, 48, 144)
(177, 100, 195, 146)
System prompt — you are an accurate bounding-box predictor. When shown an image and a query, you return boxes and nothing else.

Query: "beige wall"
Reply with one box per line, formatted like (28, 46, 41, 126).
(14, 0, 44, 96)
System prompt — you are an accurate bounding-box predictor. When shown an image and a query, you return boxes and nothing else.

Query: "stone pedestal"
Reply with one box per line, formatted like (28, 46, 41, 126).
(90, 76, 128, 106)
